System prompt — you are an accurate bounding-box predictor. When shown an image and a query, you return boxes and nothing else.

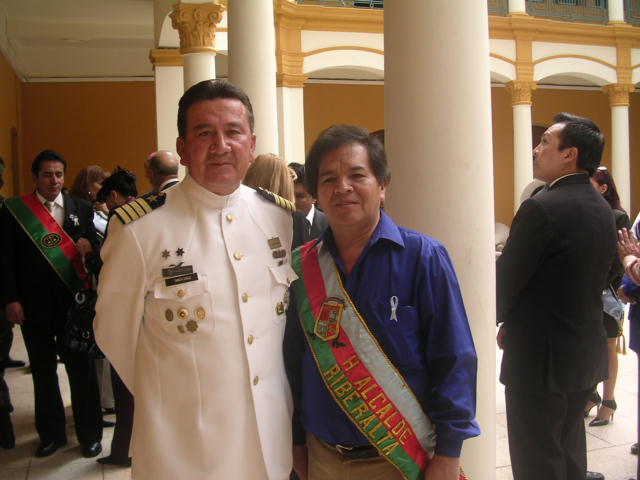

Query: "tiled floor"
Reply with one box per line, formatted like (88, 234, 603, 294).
(2, 327, 638, 479)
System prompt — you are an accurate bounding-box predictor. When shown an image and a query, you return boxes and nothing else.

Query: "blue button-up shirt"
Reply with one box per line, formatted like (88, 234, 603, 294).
(284, 211, 480, 457)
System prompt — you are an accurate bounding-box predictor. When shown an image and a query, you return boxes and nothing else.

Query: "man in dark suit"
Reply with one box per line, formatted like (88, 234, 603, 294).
(0, 150, 102, 458)
(144, 150, 180, 192)
(497, 113, 616, 480)
(289, 162, 328, 239)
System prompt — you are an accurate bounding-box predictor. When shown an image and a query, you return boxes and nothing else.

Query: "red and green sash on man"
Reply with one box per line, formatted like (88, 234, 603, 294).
(4, 194, 87, 292)
(292, 241, 469, 480)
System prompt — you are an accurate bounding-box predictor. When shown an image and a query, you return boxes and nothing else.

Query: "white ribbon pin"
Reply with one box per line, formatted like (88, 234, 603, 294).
(389, 296, 398, 322)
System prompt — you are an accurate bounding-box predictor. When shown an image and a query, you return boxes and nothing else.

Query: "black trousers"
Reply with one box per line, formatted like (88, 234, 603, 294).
(505, 386, 593, 480)
(20, 296, 102, 446)
(109, 366, 134, 460)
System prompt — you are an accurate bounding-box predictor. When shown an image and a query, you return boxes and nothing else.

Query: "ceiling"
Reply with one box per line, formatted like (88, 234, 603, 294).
(0, 0, 619, 87)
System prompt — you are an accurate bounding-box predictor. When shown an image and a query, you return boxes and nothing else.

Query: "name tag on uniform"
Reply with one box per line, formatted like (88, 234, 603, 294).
(165, 273, 198, 287)
(162, 265, 194, 278)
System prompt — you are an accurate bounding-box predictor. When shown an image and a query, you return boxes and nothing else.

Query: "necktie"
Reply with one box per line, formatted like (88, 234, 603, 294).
(45, 201, 54, 213)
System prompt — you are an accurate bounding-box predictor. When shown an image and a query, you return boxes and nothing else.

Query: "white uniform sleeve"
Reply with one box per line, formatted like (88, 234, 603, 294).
(94, 217, 146, 393)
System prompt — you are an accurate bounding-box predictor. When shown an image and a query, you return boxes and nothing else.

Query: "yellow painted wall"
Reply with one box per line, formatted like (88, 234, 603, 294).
(0, 52, 21, 199)
(20, 81, 157, 195)
(491, 86, 515, 226)
(303, 83, 384, 157)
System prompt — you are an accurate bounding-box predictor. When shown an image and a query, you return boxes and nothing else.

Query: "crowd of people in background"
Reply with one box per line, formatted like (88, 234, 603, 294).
(0, 79, 639, 480)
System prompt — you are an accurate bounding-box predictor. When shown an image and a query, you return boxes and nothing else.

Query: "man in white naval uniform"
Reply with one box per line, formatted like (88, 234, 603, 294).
(94, 80, 296, 479)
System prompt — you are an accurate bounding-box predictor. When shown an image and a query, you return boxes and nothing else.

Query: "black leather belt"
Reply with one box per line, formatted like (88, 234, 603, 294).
(326, 442, 379, 460)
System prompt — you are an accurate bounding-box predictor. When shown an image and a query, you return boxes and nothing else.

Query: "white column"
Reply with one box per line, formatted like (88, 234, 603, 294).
(277, 86, 306, 163)
(227, 1, 279, 155)
(508, 0, 526, 14)
(182, 52, 216, 90)
(513, 104, 533, 209)
(608, 0, 625, 22)
(384, 2, 495, 478)
(611, 105, 631, 213)
(155, 65, 184, 152)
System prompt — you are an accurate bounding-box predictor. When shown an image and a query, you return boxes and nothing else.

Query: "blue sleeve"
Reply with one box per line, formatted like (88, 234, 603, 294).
(421, 242, 480, 457)
(622, 275, 640, 301)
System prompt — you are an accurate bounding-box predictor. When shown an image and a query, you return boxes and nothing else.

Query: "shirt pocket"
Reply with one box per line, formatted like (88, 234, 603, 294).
(269, 264, 298, 324)
(364, 300, 423, 368)
(145, 274, 214, 336)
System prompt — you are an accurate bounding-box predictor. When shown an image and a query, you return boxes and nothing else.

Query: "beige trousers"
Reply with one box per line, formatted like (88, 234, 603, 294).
(307, 433, 404, 480)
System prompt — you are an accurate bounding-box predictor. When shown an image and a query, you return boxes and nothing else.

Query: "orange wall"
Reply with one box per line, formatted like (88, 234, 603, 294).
(0, 52, 21, 199)
(20, 81, 157, 195)
(491, 86, 515, 226)
(304, 83, 384, 157)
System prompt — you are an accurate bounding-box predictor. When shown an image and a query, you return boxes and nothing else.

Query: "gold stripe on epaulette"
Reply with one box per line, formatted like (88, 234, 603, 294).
(137, 198, 153, 214)
(129, 201, 146, 218)
(115, 207, 134, 224)
(120, 203, 139, 221)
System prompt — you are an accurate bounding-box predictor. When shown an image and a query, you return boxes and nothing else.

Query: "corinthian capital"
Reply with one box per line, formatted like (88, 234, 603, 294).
(603, 83, 635, 107)
(506, 80, 537, 105)
(170, 3, 225, 54)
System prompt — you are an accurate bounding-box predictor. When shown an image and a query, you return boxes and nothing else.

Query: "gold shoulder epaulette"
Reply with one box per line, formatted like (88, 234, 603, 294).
(256, 187, 296, 213)
(114, 190, 167, 224)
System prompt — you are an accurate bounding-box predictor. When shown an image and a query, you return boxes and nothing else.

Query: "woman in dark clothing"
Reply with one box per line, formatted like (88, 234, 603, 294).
(584, 166, 630, 426)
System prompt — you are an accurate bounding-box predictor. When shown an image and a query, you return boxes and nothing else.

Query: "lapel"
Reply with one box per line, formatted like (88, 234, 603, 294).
(62, 193, 76, 233)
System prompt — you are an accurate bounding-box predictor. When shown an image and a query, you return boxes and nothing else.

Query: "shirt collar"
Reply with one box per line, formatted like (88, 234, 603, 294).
(305, 203, 315, 224)
(35, 190, 63, 209)
(319, 209, 405, 254)
(548, 172, 586, 188)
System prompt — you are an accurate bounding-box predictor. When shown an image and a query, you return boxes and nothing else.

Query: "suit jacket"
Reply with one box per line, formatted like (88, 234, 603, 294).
(1, 193, 97, 310)
(497, 173, 616, 393)
(309, 206, 328, 239)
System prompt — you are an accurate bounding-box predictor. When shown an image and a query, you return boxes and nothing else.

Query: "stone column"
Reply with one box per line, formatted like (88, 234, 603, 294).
(275, 9, 307, 163)
(227, 0, 279, 155)
(508, 0, 527, 14)
(385, 2, 495, 478)
(603, 83, 634, 213)
(149, 49, 184, 153)
(506, 80, 537, 211)
(170, 2, 225, 90)
(608, 0, 625, 22)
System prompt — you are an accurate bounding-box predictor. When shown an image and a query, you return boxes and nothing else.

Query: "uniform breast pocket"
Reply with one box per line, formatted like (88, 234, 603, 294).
(269, 264, 298, 324)
(145, 274, 214, 336)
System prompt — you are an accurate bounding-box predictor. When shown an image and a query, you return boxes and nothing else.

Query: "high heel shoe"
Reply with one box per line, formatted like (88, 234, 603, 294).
(584, 391, 602, 417)
(589, 399, 617, 427)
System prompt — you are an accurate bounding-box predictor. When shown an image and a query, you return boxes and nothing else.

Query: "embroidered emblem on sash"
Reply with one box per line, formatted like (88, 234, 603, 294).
(314, 297, 344, 341)
(41, 233, 62, 248)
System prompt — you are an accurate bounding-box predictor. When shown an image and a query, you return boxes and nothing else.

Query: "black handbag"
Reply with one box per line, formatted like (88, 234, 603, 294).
(63, 287, 104, 359)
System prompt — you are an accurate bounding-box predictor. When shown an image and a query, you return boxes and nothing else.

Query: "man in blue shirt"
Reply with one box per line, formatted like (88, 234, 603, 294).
(284, 124, 479, 480)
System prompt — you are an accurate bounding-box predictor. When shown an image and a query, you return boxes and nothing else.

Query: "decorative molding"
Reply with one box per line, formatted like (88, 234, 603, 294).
(170, 3, 225, 54)
(532, 54, 615, 69)
(506, 80, 537, 105)
(602, 83, 635, 107)
(149, 49, 183, 68)
(276, 72, 307, 88)
(274, 0, 382, 33)
(303, 45, 384, 57)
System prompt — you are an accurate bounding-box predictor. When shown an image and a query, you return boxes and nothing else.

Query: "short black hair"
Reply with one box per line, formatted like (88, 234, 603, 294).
(288, 162, 305, 185)
(32, 150, 67, 175)
(97, 167, 137, 202)
(177, 80, 254, 138)
(553, 112, 604, 176)
(305, 124, 390, 198)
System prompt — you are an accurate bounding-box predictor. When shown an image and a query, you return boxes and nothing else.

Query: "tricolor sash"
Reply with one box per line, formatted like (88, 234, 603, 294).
(292, 241, 469, 480)
(4, 194, 87, 292)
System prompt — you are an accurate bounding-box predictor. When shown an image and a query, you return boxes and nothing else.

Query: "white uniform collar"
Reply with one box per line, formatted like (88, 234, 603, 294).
(181, 173, 241, 209)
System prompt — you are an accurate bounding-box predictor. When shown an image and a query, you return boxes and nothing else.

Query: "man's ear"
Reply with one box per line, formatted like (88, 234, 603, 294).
(176, 137, 186, 166)
(564, 146, 579, 168)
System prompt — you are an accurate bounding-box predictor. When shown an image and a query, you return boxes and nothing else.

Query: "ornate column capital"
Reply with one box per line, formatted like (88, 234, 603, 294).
(506, 80, 537, 105)
(170, 3, 226, 55)
(603, 83, 635, 107)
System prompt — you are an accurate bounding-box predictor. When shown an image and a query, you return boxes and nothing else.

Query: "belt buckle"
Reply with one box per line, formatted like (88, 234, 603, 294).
(334, 444, 355, 455)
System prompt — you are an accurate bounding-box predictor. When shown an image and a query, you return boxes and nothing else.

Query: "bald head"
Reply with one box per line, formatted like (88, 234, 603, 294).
(145, 150, 179, 191)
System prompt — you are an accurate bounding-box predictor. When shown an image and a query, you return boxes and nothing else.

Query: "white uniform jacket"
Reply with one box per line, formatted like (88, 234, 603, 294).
(94, 175, 295, 479)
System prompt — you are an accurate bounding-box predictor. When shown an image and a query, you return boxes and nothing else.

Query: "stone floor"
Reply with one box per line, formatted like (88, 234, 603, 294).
(1, 327, 638, 479)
